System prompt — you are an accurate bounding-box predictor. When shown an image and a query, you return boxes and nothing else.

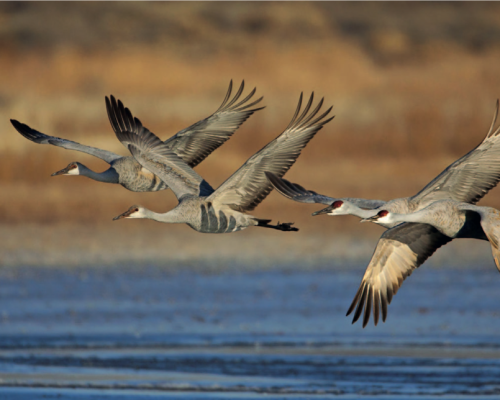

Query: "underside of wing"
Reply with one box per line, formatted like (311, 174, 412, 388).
(10, 119, 121, 163)
(164, 80, 264, 167)
(208, 93, 334, 212)
(265, 172, 336, 205)
(347, 222, 452, 328)
(112, 112, 214, 199)
(411, 100, 500, 205)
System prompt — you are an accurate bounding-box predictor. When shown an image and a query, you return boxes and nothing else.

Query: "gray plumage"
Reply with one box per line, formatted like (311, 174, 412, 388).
(265, 172, 386, 208)
(308, 100, 500, 228)
(264, 100, 500, 327)
(11, 80, 263, 192)
(351, 199, 500, 327)
(113, 93, 335, 234)
(345, 101, 500, 328)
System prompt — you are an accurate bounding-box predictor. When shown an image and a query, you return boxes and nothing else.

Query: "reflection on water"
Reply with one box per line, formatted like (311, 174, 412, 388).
(0, 264, 499, 399)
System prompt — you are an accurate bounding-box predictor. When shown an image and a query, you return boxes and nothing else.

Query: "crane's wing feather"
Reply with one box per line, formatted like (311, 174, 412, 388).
(347, 222, 452, 328)
(265, 172, 336, 205)
(412, 100, 500, 206)
(265, 172, 386, 208)
(106, 95, 155, 151)
(208, 93, 334, 212)
(164, 80, 264, 167)
(112, 108, 214, 199)
(10, 119, 121, 163)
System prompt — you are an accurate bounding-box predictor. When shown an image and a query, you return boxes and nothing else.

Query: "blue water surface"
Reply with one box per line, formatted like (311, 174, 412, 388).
(0, 263, 499, 399)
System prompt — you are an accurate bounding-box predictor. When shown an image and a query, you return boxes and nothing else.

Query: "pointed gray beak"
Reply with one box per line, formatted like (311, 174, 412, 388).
(312, 206, 332, 216)
(51, 167, 70, 176)
(360, 215, 378, 223)
(113, 210, 129, 221)
(112, 206, 138, 221)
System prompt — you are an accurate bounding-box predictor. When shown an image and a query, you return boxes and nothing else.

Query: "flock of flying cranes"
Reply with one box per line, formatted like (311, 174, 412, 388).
(10, 80, 500, 328)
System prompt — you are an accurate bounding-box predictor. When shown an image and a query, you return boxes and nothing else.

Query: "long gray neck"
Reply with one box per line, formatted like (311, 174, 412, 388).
(142, 208, 185, 224)
(347, 204, 380, 219)
(389, 208, 438, 226)
(80, 165, 119, 184)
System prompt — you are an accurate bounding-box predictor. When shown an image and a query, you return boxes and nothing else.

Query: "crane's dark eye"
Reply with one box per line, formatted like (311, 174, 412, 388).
(332, 200, 343, 209)
(378, 210, 389, 217)
(69, 163, 77, 170)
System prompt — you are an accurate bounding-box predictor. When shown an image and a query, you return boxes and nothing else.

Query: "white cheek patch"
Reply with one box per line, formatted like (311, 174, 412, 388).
(66, 168, 80, 175)
(128, 209, 145, 219)
(328, 208, 343, 215)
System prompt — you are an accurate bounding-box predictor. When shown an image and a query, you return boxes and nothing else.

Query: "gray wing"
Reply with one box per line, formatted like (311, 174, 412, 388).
(164, 80, 264, 167)
(208, 93, 334, 212)
(265, 172, 336, 205)
(265, 172, 387, 209)
(10, 119, 121, 164)
(411, 100, 500, 206)
(106, 95, 156, 151)
(112, 109, 214, 200)
(347, 222, 452, 328)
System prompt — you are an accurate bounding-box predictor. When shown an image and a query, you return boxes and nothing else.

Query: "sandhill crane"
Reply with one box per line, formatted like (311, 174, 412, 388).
(113, 93, 334, 233)
(268, 100, 500, 226)
(265, 171, 386, 218)
(11, 80, 263, 192)
(266, 100, 500, 326)
(355, 199, 500, 327)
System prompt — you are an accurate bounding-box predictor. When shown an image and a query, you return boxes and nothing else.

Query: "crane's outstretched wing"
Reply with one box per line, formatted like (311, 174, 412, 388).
(164, 80, 264, 167)
(265, 172, 387, 209)
(10, 120, 121, 164)
(265, 172, 336, 205)
(106, 95, 156, 151)
(112, 108, 213, 200)
(411, 100, 500, 206)
(347, 222, 452, 328)
(208, 93, 334, 212)
(106, 80, 263, 168)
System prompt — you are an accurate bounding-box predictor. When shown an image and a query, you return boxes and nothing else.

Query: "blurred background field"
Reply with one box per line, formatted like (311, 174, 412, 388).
(2, 2, 500, 267)
(3, 4, 500, 398)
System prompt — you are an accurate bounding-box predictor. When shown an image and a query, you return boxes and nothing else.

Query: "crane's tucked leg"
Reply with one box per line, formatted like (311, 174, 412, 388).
(256, 219, 299, 232)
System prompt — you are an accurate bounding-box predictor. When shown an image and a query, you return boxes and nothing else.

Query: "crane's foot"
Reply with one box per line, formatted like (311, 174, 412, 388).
(257, 220, 299, 232)
(276, 221, 299, 231)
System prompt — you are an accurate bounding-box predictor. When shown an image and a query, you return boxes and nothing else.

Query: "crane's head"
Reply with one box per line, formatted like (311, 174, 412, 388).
(361, 210, 391, 224)
(113, 205, 146, 220)
(51, 162, 82, 176)
(312, 200, 344, 216)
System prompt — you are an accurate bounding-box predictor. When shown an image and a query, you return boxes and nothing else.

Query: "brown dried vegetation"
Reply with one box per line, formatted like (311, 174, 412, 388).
(2, 3, 500, 265)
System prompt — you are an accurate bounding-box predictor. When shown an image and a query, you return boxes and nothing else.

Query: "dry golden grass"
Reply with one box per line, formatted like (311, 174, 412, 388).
(2, 2, 500, 266)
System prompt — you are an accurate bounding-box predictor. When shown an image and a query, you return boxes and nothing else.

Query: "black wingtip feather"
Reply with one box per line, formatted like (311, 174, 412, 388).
(362, 286, 373, 328)
(352, 284, 367, 323)
(346, 283, 363, 316)
(374, 290, 380, 326)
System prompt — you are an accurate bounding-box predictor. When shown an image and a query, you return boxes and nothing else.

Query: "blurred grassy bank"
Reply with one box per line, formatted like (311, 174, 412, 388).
(2, 2, 500, 266)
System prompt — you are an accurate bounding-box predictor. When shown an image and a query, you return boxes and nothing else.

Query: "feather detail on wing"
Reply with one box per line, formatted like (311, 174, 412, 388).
(411, 100, 500, 206)
(265, 172, 387, 209)
(164, 80, 264, 167)
(10, 119, 121, 163)
(208, 93, 334, 212)
(106, 95, 154, 151)
(265, 172, 335, 205)
(113, 115, 214, 199)
(347, 222, 452, 327)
